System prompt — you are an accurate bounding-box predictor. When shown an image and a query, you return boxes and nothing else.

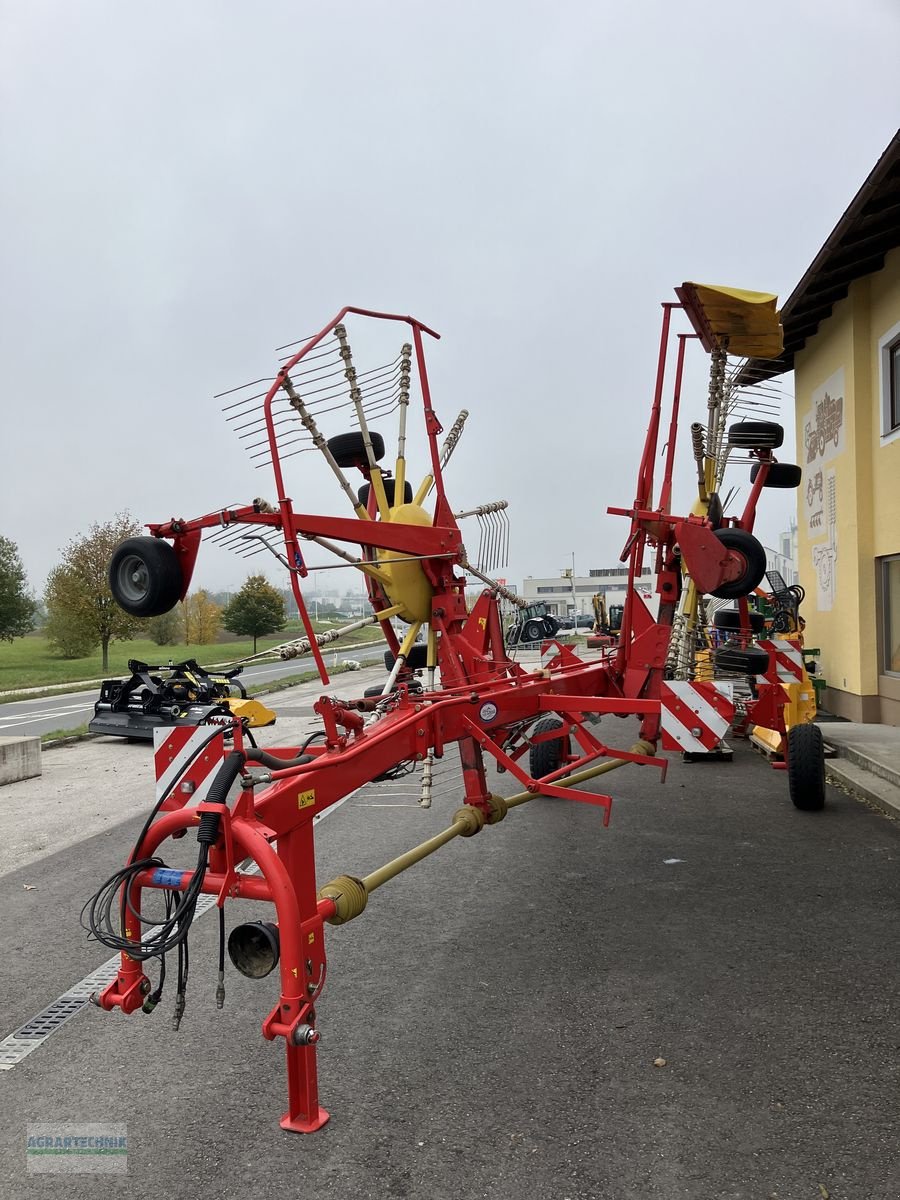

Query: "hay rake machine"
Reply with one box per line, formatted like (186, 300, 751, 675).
(86, 296, 813, 1135)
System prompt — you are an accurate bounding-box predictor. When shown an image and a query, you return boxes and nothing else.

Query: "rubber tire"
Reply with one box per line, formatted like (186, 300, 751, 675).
(383, 644, 429, 671)
(327, 431, 386, 467)
(713, 608, 767, 633)
(706, 491, 724, 529)
(787, 723, 826, 811)
(728, 420, 784, 450)
(750, 462, 802, 489)
(710, 528, 768, 600)
(529, 717, 568, 779)
(522, 619, 545, 643)
(108, 537, 183, 617)
(357, 479, 413, 509)
(713, 642, 771, 675)
(542, 614, 561, 638)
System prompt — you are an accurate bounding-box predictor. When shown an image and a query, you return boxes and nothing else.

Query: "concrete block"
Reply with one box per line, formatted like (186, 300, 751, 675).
(0, 736, 42, 785)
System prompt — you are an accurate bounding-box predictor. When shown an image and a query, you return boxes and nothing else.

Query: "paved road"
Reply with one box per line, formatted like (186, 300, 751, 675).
(2, 691, 899, 1198)
(0, 641, 388, 738)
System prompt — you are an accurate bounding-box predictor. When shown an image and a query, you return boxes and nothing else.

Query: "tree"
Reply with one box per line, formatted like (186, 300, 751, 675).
(0, 536, 36, 642)
(147, 608, 184, 646)
(222, 574, 286, 653)
(183, 590, 222, 645)
(44, 514, 145, 669)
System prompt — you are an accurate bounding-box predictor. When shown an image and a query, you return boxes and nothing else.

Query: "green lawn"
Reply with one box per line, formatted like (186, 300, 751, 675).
(0, 621, 385, 692)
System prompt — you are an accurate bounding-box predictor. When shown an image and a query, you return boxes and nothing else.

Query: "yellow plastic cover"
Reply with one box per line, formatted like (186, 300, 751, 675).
(679, 282, 783, 358)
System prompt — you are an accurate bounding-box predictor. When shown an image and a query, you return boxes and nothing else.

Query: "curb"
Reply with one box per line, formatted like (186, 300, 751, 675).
(825, 758, 900, 820)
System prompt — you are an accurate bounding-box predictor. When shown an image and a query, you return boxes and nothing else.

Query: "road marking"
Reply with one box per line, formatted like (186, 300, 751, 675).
(0, 704, 90, 730)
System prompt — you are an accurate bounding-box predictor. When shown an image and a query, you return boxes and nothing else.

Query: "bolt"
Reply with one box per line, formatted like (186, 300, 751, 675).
(292, 1024, 320, 1047)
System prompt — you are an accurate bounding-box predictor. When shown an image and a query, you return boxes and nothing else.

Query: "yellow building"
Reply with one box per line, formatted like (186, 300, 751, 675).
(742, 130, 900, 724)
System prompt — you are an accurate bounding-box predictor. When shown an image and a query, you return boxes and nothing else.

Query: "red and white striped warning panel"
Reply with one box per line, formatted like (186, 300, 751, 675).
(153, 726, 226, 810)
(660, 681, 734, 753)
(757, 639, 805, 683)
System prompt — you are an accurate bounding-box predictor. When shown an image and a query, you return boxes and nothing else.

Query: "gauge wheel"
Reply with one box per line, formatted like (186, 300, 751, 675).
(750, 462, 802, 488)
(713, 642, 770, 675)
(728, 420, 784, 450)
(384, 644, 429, 671)
(358, 479, 414, 508)
(710, 528, 768, 599)
(712, 609, 767, 634)
(787, 723, 826, 811)
(529, 717, 569, 779)
(108, 537, 183, 618)
(326, 431, 386, 468)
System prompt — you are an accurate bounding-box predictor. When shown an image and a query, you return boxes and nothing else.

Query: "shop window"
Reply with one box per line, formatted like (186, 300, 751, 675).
(883, 556, 900, 675)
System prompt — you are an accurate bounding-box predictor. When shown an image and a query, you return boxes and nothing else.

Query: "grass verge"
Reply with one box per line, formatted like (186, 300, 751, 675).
(0, 624, 385, 693)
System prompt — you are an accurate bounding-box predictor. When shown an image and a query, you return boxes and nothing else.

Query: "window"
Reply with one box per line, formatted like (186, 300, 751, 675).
(877, 320, 900, 439)
(883, 556, 900, 675)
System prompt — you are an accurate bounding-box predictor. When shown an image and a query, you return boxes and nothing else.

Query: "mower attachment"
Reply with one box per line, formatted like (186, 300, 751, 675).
(88, 659, 275, 740)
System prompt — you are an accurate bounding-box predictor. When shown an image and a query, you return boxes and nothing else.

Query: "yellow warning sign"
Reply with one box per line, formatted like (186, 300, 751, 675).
(297, 789, 316, 810)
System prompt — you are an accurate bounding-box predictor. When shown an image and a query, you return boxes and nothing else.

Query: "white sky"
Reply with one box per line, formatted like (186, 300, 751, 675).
(2, 0, 898, 600)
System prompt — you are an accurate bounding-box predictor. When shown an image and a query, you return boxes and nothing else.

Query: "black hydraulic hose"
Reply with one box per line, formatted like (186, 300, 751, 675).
(205, 751, 246, 807)
(245, 749, 314, 770)
(243, 729, 325, 772)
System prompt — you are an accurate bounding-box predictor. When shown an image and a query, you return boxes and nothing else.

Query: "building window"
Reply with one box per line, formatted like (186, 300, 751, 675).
(878, 320, 900, 440)
(883, 556, 900, 675)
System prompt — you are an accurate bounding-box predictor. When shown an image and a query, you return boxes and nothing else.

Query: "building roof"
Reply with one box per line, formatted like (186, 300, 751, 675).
(739, 129, 900, 385)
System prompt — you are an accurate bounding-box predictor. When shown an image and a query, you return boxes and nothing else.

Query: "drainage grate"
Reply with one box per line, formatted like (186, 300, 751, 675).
(0, 856, 266, 1071)
(17, 997, 87, 1039)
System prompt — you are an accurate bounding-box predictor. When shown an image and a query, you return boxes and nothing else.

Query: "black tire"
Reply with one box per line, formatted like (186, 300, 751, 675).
(706, 491, 724, 529)
(728, 420, 784, 450)
(542, 614, 561, 638)
(787, 723, 826, 811)
(713, 608, 767, 633)
(522, 619, 545, 643)
(713, 642, 770, 675)
(358, 479, 414, 509)
(529, 717, 568, 779)
(383, 644, 429, 671)
(108, 537, 183, 617)
(750, 462, 802, 489)
(710, 528, 768, 600)
(327, 431, 386, 468)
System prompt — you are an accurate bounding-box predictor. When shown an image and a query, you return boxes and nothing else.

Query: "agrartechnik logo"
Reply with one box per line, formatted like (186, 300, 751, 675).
(26, 1124, 128, 1174)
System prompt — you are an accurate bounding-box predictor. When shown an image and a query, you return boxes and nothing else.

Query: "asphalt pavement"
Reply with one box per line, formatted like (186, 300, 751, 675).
(1, 671, 899, 1199)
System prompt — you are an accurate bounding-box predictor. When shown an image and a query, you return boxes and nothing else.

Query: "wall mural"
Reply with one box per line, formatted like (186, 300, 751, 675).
(803, 368, 844, 613)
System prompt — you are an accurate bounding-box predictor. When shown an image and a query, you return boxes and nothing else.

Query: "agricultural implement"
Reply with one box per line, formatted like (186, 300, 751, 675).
(88, 658, 276, 740)
(85, 295, 822, 1135)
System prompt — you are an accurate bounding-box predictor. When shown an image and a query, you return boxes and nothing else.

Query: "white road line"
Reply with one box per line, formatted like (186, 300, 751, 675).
(0, 704, 90, 729)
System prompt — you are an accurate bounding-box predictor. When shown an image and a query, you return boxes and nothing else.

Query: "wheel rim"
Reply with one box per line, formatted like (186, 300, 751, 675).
(116, 554, 151, 604)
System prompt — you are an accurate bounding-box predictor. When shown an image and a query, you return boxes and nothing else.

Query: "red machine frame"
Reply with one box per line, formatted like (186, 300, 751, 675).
(95, 303, 792, 1132)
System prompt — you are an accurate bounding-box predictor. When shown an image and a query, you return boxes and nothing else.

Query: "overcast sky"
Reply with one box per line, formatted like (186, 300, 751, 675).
(2, 0, 898, 601)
